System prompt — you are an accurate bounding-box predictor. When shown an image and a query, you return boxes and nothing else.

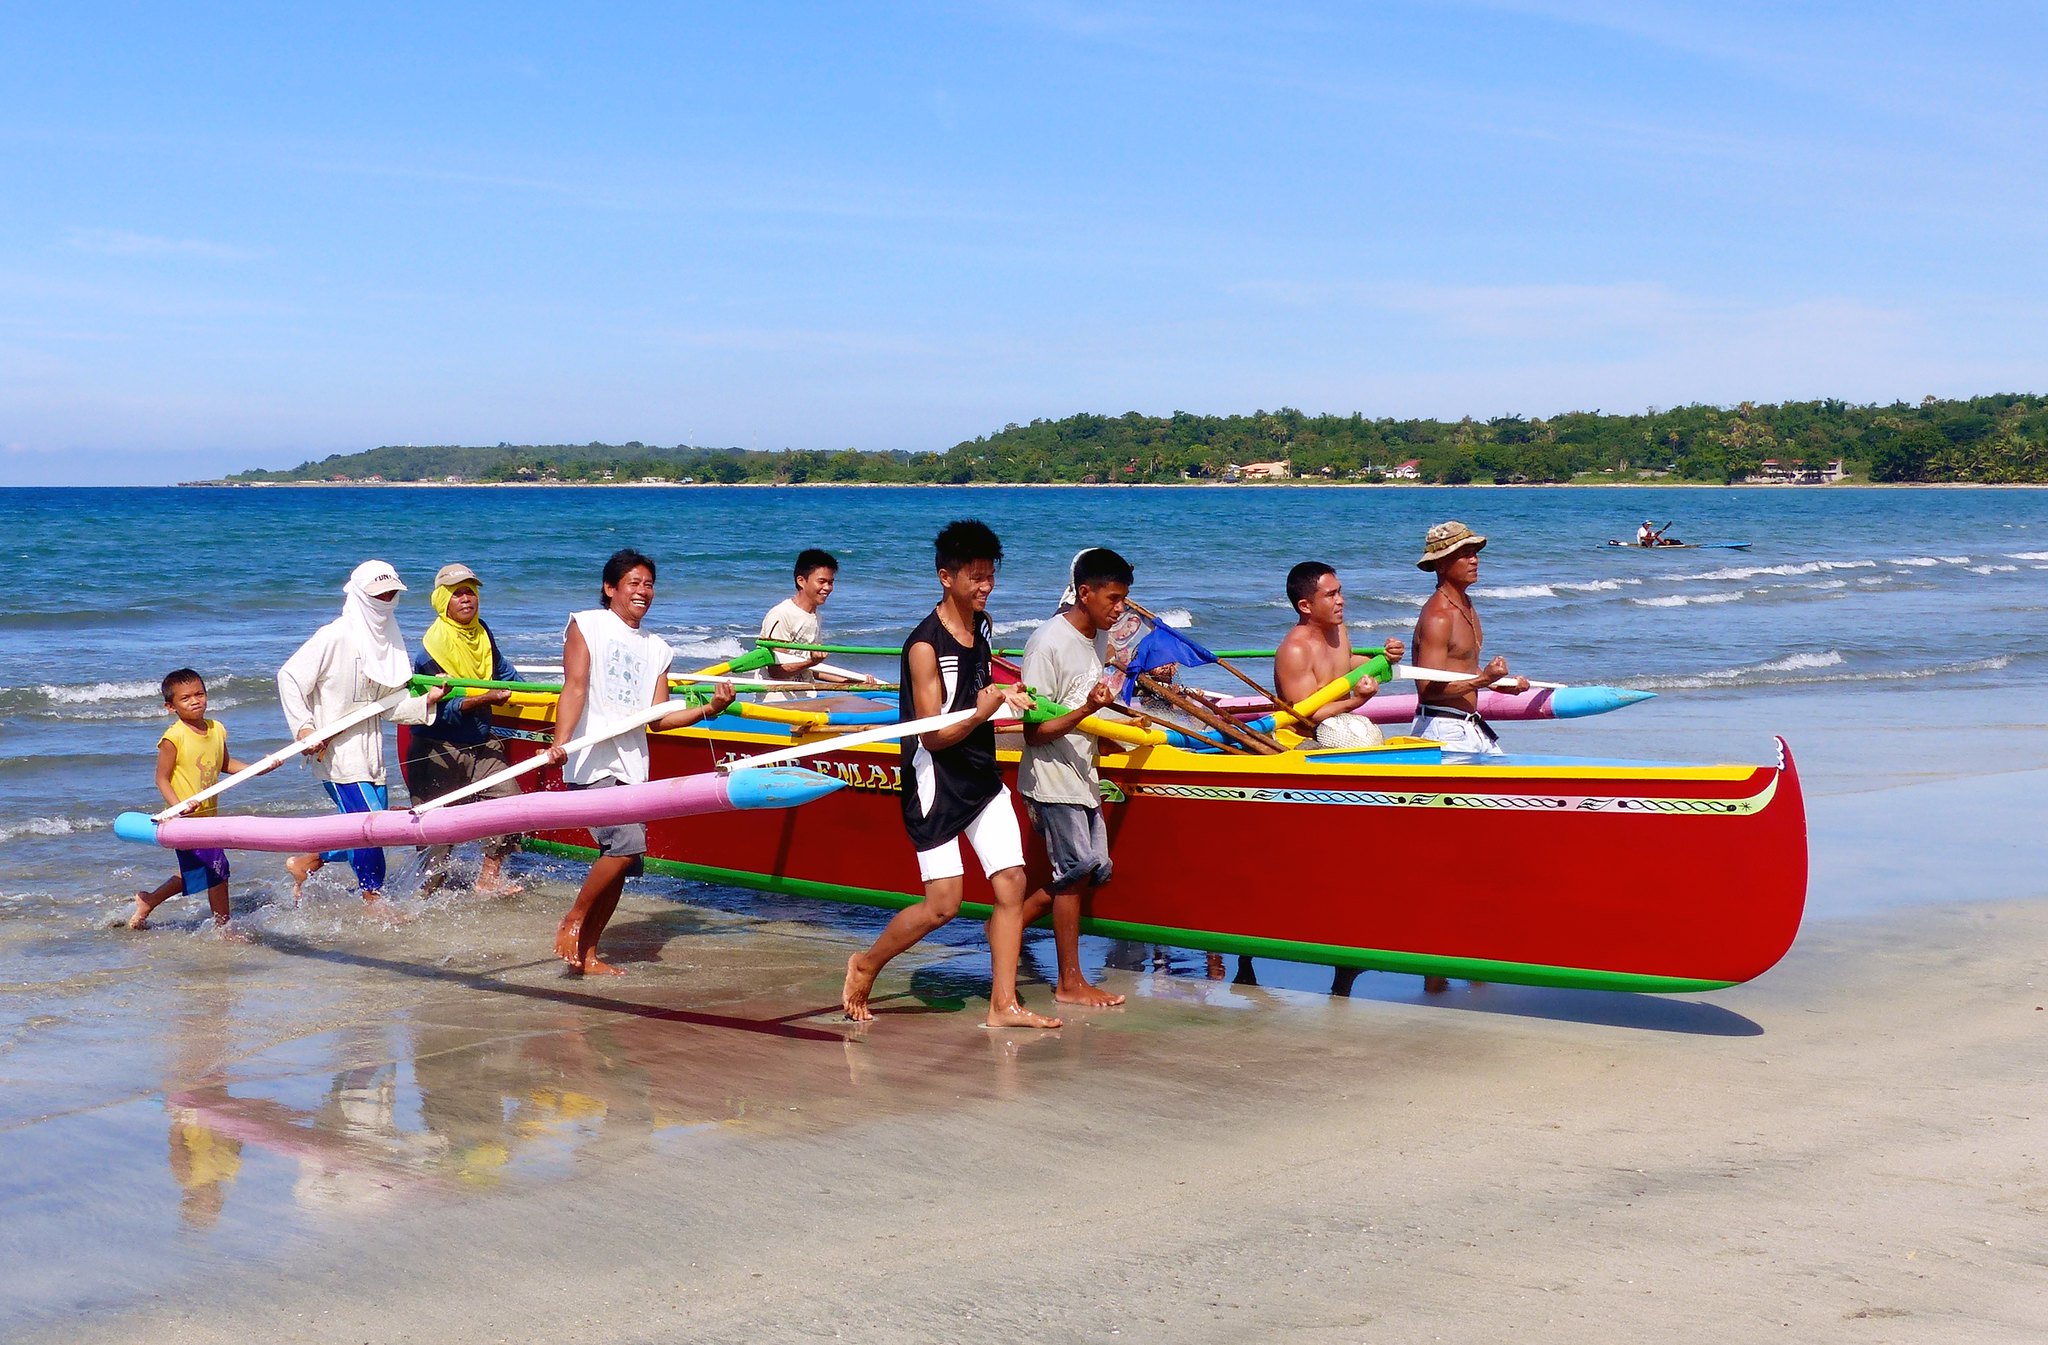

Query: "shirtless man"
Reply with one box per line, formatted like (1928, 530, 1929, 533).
(1273, 562, 1404, 748)
(840, 520, 1046, 1029)
(1408, 521, 1527, 758)
(543, 548, 735, 975)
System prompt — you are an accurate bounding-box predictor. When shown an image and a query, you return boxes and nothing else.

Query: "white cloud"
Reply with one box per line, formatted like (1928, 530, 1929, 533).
(62, 228, 259, 261)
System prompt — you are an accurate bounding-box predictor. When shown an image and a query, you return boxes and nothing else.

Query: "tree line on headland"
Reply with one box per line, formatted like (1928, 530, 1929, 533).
(225, 393, 2048, 486)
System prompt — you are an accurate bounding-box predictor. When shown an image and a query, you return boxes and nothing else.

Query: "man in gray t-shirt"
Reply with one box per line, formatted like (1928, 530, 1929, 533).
(1018, 547, 1135, 1008)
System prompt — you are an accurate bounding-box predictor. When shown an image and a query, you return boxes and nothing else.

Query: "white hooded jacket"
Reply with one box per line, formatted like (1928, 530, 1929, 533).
(278, 562, 436, 785)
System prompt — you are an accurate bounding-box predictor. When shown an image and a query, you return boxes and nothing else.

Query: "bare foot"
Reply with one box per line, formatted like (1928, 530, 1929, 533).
(554, 919, 581, 966)
(128, 893, 153, 931)
(217, 924, 255, 944)
(984, 1002, 1063, 1030)
(842, 953, 876, 1022)
(285, 854, 317, 902)
(1053, 978, 1125, 1007)
(1423, 974, 1450, 994)
(476, 880, 525, 898)
(576, 953, 626, 976)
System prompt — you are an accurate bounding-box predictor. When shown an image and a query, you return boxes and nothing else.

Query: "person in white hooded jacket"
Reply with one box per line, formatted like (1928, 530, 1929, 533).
(279, 560, 445, 902)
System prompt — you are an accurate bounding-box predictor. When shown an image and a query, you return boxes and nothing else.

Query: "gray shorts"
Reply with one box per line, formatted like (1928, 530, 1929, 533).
(1026, 800, 1112, 893)
(567, 777, 646, 873)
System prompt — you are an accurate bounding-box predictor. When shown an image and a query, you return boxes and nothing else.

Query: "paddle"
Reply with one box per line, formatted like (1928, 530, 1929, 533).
(720, 706, 1000, 773)
(1395, 662, 1562, 691)
(411, 697, 685, 814)
(152, 688, 412, 821)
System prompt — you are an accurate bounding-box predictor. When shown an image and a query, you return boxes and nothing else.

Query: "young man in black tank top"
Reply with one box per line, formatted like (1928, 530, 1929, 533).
(841, 520, 1047, 1028)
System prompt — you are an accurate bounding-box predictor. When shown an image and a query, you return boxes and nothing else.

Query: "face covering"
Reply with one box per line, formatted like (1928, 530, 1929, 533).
(423, 582, 493, 682)
(342, 560, 413, 687)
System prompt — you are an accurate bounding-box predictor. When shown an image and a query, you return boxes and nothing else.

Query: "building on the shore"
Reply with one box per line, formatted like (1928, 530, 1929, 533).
(1223, 459, 1293, 482)
(1746, 458, 1847, 484)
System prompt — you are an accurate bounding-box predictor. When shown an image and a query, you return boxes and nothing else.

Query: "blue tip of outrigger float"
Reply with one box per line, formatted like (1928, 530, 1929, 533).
(113, 811, 161, 846)
(1546, 686, 1657, 719)
(725, 765, 849, 811)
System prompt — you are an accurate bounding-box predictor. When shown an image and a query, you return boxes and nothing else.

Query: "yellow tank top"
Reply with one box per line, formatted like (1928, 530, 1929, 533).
(160, 718, 226, 817)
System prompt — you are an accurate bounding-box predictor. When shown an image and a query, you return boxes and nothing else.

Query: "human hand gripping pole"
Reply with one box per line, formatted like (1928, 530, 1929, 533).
(151, 688, 411, 822)
(719, 704, 1019, 774)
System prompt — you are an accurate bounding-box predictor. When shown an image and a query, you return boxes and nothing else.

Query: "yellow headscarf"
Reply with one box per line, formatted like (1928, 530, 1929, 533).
(423, 582, 494, 681)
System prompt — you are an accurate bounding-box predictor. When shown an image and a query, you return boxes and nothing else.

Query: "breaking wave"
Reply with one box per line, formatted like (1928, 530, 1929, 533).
(0, 816, 107, 843)
(1968, 564, 2019, 575)
(670, 635, 747, 660)
(1632, 591, 1746, 607)
(1673, 560, 1875, 582)
(1626, 651, 2013, 692)
(2008, 551, 2048, 561)
(989, 618, 1043, 636)
(1475, 584, 1557, 599)
(1889, 556, 1970, 567)
(1153, 607, 1194, 629)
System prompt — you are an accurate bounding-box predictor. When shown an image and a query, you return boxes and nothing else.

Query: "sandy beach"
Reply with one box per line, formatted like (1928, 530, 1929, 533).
(8, 744, 2045, 1344)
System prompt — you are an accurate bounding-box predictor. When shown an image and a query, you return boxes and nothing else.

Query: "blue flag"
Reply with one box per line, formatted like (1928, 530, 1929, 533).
(1121, 621, 1218, 703)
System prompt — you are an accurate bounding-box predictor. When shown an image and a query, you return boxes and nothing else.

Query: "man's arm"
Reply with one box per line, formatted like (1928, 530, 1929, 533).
(545, 623, 590, 766)
(906, 642, 1022, 752)
(1277, 634, 1374, 725)
(652, 663, 737, 730)
(1022, 681, 1114, 745)
(1414, 607, 1517, 698)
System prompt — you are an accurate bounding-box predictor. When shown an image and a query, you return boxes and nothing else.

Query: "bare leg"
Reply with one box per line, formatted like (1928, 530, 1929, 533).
(1423, 975, 1451, 994)
(416, 844, 452, 899)
(476, 848, 523, 896)
(1331, 966, 1362, 997)
(129, 875, 182, 930)
(556, 854, 635, 974)
(285, 853, 322, 902)
(1049, 885, 1123, 1007)
(842, 878, 964, 1021)
(985, 868, 1060, 1030)
(204, 883, 252, 942)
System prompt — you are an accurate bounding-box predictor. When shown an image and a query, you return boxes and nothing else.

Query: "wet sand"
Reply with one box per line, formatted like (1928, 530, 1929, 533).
(7, 849, 2046, 1343)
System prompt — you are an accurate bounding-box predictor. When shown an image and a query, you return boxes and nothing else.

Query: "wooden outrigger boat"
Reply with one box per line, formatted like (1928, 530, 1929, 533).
(471, 686, 1808, 995)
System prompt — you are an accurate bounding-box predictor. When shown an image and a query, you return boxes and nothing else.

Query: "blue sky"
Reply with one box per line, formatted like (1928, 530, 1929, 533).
(4, 2, 2045, 483)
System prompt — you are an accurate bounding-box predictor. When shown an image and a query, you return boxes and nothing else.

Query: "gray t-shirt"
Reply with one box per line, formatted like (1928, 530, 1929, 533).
(1019, 615, 1110, 806)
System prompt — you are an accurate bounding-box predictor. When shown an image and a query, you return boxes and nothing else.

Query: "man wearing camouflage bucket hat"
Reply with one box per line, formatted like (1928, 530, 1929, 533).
(1408, 520, 1528, 757)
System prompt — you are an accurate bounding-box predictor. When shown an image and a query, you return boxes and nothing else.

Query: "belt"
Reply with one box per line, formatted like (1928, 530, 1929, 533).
(1417, 704, 1499, 743)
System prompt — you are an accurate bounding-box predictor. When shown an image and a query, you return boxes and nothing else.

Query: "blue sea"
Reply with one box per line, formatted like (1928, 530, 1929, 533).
(4, 482, 2047, 1333)
(3, 482, 2045, 903)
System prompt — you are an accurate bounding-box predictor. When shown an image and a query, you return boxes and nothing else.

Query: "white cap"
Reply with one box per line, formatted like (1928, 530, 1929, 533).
(352, 559, 407, 596)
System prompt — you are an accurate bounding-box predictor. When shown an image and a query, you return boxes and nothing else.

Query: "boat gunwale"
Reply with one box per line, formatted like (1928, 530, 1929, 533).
(489, 702, 1779, 787)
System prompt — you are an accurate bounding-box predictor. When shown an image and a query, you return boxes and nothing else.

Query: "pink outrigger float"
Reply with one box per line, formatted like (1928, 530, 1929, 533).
(112, 766, 843, 853)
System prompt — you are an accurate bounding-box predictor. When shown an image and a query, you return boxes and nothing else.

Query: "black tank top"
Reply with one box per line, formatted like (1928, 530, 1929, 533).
(899, 607, 998, 849)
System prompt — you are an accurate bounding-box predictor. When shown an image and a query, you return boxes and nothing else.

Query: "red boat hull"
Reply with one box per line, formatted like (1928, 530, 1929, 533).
(481, 714, 1807, 993)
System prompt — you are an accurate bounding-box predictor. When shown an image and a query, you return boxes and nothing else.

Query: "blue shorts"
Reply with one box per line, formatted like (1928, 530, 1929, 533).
(176, 847, 230, 896)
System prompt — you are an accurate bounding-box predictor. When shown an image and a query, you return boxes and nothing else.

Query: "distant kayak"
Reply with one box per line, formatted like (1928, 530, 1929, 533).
(1601, 541, 1752, 551)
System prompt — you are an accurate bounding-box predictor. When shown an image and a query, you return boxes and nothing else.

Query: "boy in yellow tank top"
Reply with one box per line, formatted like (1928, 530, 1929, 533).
(131, 669, 265, 933)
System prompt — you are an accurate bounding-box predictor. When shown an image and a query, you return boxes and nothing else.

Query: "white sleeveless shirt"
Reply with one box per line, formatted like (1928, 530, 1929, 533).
(562, 607, 675, 786)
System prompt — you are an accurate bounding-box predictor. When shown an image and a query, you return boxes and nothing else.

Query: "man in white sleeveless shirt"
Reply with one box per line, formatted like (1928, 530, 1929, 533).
(543, 548, 734, 974)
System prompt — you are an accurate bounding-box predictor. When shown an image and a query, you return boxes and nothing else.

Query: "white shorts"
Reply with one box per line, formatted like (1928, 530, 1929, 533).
(1409, 710, 1505, 756)
(915, 788, 1026, 884)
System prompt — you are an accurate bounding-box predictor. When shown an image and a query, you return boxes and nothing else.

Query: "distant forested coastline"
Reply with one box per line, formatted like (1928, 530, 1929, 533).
(222, 394, 2048, 486)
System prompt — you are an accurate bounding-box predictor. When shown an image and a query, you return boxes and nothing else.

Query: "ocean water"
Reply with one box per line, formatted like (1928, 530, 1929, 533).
(4, 483, 2047, 1334)
(3, 483, 2045, 895)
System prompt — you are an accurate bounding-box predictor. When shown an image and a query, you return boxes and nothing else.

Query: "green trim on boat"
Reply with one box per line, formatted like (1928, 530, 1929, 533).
(521, 840, 1734, 995)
